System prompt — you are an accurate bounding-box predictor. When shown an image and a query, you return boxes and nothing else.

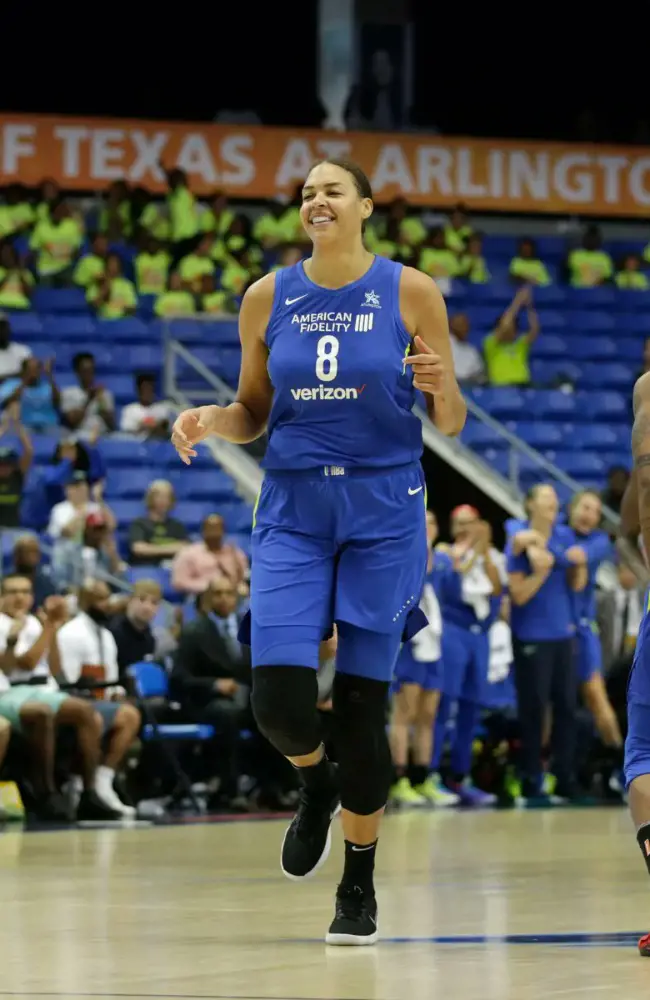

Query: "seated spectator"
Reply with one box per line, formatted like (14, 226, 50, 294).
(178, 235, 216, 293)
(379, 197, 427, 249)
(0, 357, 60, 431)
(120, 373, 171, 438)
(34, 179, 61, 227)
(11, 534, 56, 610)
(154, 270, 196, 317)
(0, 317, 31, 381)
(509, 239, 552, 286)
(110, 579, 161, 677)
(134, 237, 170, 296)
(449, 314, 484, 385)
(483, 287, 539, 387)
(55, 579, 141, 817)
(220, 247, 261, 296)
(0, 404, 32, 528)
(129, 480, 188, 566)
(419, 227, 460, 279)
(566, 226, 613, 287)
(72, 234, 109, 289)
(199, 274, 235, 315)
(135, 192, 170, 244)
(254, 201, 290, 250)
(52, 510, 126, 591)
(616, 253, 649, 290)
(201, 190, 235, 240)
(29, 198, 83, 286)
(1, 184, 35, 236)
(458, 233, 490, 284)
(172, 514, 249, 597)
(444, 202, 472, 253)
(271, 244, 303, 271)
(61, 351, 116, 437)
(47, 471, 113, 541)
(171, 575, 251, 808)
(0, 575, 122, 820)
(0, 243, 34, 310)
(87, 254, 137, 319)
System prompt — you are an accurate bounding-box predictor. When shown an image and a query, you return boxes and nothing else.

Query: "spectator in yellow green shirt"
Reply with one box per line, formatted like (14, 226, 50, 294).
(254, 201, 289, 250)
(201, 191, 235, 240)
(444, 203, 472, 253)
(419, 227, 460, 279)
(199, 274, 236, 316)
(161, 164, 200, 263)
(134, 238, 171, 296)
(379, 198, 427, 248)
(566, 227, 613, 287)
(73, 235, 109, 289)
(0, 244, 34, 310)
(34, 178, 61, 226)
(178, 235, 216, 293)
(458, 233, 490, 284)
(99, 180, 132, 242)
(3, 184, 34, 235)
(483, 287, 540, 386)
(154, 271, 196, 318)
(29, 199, 83, 286)
(87, 254, 137, 319)
(616, 254, 650, 291)
(220, 248, 261, 297)
(509, 239, 551, 286)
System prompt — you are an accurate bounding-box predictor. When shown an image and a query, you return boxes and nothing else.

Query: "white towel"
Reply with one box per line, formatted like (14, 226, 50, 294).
(488, 620, 513, 684)
(411, 582, 443, 662)
(460, 551, 493, 621)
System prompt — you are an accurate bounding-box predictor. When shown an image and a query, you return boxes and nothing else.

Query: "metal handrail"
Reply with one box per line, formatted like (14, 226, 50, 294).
(463, 393, 621, 527)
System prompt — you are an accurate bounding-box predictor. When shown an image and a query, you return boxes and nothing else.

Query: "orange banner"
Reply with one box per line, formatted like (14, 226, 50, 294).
(1, 113, 650, 217)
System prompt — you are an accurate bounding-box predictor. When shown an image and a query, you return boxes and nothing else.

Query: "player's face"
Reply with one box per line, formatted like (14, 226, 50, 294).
(571, 493, 602, 533)
(531, 485, 559, 522)
(300, 164, 372, 245)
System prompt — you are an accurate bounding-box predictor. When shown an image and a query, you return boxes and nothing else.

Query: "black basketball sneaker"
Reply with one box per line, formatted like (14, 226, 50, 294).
(326, 883, 379, 946)
(281, 782, 341, 881)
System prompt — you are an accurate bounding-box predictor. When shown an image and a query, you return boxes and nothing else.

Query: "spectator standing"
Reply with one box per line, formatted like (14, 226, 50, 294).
(483, 287, 540, 387)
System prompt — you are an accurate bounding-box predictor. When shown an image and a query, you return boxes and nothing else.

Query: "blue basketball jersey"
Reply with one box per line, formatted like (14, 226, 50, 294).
(263, 256, 422, 470)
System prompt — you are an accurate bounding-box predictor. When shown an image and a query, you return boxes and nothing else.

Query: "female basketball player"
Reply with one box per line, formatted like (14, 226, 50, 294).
(171, 159, 465, 945)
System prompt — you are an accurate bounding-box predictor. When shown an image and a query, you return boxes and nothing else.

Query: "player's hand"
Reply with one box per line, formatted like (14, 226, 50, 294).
(403, 336, 446, 394)
(43, 595, 69, 626)
(565, 546, 587, 566)
(171, 406, 218, 465)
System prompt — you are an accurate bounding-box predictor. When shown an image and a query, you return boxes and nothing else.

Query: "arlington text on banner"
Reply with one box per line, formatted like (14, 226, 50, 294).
(1, 113, 650, 217)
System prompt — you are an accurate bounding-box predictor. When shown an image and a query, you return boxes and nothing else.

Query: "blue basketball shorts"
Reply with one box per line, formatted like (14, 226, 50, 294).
(625, 620, 650, 789)
(575, 623, 602, 683)
(392, 642, 443, 693)
(439, 621, 490, 705)
(244, 462, 428, 679)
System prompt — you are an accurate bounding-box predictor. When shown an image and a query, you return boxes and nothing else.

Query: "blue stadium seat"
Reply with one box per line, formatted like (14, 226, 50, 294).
(529, 286, 566, 307)
(111, 500, 146, 524)
(217, 503, 253, 533)
(464, 306, 502, 330)
(530, 360, 582, 385)
(552, 451, 605, 478)
(568, 424, 621, 450)
(461, 283, 513, 305)
(41, 315, 97, 341)
(32, 287, 89, 315)
(535, 310, 567, 331)
(104, 468, 155, 499)
(569, 310, 616, 333)
(469, 387, 526, 420)
(530, 335, 568, 358)
(565, 287, 616, 309)
(580, 363, 634, 388)
(534, 236, 568, 258)
(529, 390, 577, 420)
(173, 502, 214, 531)
(125, 565, 176, 601)
(174, 470, 237, 502)
(617, 339, 644, 362)
(509, 422, 564, 449)
(619, 313, 650, 335)
(95, 318, 151, 342)
(570, 336, 616, 360)
(228, 532, 252, 558)
(120, 345, 163, 372)
(578, 390, 628, 422)
(100, 439, 150, 466)
(616, 289, 650, 312)
(6, 312, 43, 337)
(461, 421, 508, 450)
(105, 375, 136, 401)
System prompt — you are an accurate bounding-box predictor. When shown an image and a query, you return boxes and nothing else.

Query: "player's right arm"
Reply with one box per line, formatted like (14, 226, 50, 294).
(171, 275, 275, 463)
(630, 371, 650, 560)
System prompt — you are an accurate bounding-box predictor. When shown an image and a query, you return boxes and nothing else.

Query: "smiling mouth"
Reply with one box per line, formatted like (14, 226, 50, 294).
(310, 215, 335, 226)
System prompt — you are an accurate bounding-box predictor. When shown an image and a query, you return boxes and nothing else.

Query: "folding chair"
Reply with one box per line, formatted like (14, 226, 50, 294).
(127, 661, 214, 814)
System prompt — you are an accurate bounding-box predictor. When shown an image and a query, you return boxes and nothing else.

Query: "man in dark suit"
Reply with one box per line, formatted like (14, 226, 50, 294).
(171, 575, 251, 808)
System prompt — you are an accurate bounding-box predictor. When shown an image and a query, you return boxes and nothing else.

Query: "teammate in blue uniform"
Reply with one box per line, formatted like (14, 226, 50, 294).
(171, 158, 466, 945)
(621, 370, 650, 957)
(388, 510, 459, 808)
(567, 491, 622, 752)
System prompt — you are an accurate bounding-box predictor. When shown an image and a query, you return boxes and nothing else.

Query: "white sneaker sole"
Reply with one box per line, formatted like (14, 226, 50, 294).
(281, 802, 341, 882)
(325, 928, 379, 946)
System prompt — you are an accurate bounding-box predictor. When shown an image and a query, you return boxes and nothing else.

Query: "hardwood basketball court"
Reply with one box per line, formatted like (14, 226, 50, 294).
(0, 807, 647, 999)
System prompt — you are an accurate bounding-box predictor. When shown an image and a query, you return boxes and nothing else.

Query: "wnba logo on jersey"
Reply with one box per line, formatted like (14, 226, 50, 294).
(291, 385, 366, 401)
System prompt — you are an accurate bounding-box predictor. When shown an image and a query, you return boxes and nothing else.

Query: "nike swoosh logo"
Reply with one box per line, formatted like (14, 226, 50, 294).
(350, 845, 375, 852)
(285, 295, 307, 306)
(408, 486, 423, 495)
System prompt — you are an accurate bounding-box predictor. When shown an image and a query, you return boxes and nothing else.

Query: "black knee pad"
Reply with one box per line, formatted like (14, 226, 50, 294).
(251, 665, 321, 758)
(333, 672, 391, 815)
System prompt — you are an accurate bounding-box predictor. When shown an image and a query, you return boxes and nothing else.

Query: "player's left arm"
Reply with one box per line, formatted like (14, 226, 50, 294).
(400, 267, 467, 437)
